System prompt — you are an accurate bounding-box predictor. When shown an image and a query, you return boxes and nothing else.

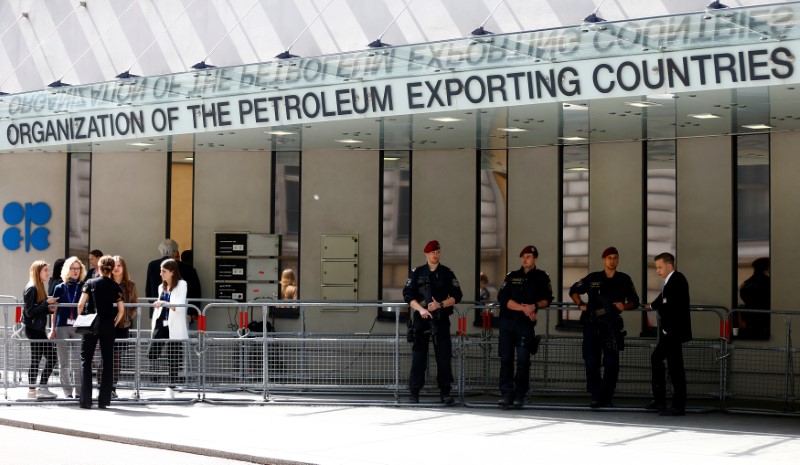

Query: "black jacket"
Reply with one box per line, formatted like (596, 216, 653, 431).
(651, 271, 692, 343)
(402, 263, 462, 317)
(23, 285, 50, 333)
(497, 267, 553, 320)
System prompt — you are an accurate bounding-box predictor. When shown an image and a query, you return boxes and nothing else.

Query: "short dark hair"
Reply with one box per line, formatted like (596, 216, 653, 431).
(654, 252, 675, 265)
(752, 257, 769, 274)
(89, 249, 104, 258)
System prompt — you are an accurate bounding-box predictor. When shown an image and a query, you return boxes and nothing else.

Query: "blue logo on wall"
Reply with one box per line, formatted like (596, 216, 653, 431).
(3, 202, 51, 251)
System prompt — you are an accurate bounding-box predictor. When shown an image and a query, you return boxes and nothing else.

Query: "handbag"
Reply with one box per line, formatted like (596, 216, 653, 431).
(73, 282, 98, 335)
(73, 313, 98, 335)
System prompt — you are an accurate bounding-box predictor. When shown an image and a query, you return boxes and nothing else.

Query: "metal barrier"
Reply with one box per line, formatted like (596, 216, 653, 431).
(197, 301, 407, 403)
(1, 297, 798, 414)
(724, 308, 799, 415)
(457, 302, 729, 409)
(1, 300, 203, 402)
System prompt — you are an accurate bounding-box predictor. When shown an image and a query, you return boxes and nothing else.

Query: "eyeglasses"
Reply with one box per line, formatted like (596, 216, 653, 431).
(69, 266, 82, 271)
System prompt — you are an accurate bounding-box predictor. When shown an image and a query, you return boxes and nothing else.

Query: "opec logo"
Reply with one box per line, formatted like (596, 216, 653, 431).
(3, 202, 51, 251)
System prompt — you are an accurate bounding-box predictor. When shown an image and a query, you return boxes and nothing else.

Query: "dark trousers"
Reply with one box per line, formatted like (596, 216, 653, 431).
(498, 316, 536, 399)
(113, 328, 130, 388)
(582, 320, 619, 403)
(80, 332, 115, 407)
(409, 316, 453, 395)
(25, 329, 57, 386)
(651, 334, 687, 409)
(167, 341, 183, 386)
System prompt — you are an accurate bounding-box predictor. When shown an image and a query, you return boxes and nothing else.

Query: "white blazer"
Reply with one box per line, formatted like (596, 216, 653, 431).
(151, 280, 189, 340)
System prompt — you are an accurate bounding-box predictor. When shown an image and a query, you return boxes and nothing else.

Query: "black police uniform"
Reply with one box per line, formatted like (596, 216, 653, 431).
(497, 266, 553, 406)
(570, 271, 639, 406)
(403, 263, 462, 401)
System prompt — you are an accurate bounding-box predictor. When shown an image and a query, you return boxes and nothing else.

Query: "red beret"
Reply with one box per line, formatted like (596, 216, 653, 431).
(519, 245, 538, 257)
(602, 246, 619, 258)
(424, 240, 440, 253)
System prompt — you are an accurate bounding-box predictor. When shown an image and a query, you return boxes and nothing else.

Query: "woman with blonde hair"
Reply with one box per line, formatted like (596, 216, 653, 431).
(49, 256, 86, 398)
(23, 260, 59, 400)
(280, 268, 298, 300)
(111, 255, 138, 397)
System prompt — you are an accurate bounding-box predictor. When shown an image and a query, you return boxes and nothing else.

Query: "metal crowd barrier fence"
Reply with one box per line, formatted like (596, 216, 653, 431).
(1, 298, 799, 414)
(196, 301, 407, 403)
(1, 300, 204, 402)
(457, 303, 729, 409)
(724, 308, 799, 415)
(0, 297, 20, 392)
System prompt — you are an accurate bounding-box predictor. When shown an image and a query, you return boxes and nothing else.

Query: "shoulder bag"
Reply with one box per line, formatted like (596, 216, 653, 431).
(73, 282, 99, 335)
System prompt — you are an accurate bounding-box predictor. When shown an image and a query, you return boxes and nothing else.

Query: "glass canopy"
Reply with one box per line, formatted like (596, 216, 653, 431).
(1, 2, 798, 120)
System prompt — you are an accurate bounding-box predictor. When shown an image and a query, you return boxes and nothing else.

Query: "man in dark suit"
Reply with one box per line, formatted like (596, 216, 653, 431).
(145, 239, 201, 316)
(647, 252, 692, 416)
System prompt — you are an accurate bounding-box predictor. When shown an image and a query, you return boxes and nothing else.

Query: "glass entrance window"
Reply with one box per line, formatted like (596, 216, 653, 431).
(735, 134, 770, 340)
(645, 140, 677, 336)
(561, 144, 589, 324)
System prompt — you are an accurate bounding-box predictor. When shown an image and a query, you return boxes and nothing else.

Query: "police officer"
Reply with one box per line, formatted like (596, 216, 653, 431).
(403, 240, 463, 405)
(570, 246, 639, 408)
(497, 245, 553, 409)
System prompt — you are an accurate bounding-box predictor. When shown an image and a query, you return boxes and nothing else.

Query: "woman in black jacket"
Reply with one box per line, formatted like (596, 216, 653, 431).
(76, 255, 125, 409)
(23, 260, 60, 400)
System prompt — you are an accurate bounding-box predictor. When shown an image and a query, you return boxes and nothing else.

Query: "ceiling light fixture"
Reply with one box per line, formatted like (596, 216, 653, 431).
(336, 139, 362, 143)
(559, 136, 588, 141)
(624, 101, 662, 108)
(429, 117, 464, 122)
(688, 113, 722, 119)
(265, 130, 296, 136)
(742, 124, 773, 130)
(128, 142, 153, 147)
(498, 127, 528, 132)
(647, 93, 676, 100)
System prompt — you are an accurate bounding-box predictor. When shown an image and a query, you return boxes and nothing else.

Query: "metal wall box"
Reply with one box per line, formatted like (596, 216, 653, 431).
(247, 282, 279, 300)
(321, 261, 358, 285)
(248, 233, 280, 257)
(321, 235, 358, 260)
(215, 258, 247, 280)
(321, 285, 357, 311)
(246, 258, 279, 281)
(215, 281, 247, 301)
(215, 232, 248, 256)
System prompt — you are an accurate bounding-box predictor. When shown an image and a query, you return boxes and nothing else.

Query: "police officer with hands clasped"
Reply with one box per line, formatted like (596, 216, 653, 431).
(497, 245, 553, 409)
(403, 240, 463, 405)
(570, 246, 639, 408)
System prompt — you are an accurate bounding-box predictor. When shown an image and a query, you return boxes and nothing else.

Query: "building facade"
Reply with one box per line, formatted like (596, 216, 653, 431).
(1, 1, 798, 343)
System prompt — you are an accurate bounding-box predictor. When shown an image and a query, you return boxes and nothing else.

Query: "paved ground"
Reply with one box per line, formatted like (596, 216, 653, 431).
(1, 388, 799, 465)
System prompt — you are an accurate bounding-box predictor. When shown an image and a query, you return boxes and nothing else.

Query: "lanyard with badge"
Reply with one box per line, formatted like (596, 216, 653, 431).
(66, 281, 80, 325)
(160, 291, 171, 322)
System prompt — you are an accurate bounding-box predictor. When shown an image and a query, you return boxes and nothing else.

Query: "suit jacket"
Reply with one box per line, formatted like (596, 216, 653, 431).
(146, 257, 200, 310)
(651, 270, 692, 343)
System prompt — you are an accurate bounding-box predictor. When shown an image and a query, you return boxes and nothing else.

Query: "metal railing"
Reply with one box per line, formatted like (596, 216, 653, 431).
(1, 299, 798, 414)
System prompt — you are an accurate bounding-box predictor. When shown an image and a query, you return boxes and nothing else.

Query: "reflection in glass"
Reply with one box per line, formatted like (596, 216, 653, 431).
(170, 155, 194, 250)
(274, 151, 300, 291)
(381, 151, 411, 303)
(67, 152, 91, 258)
(735, 134, 770, 339)
(646, 140, 677, 335)
(561, 144, 589, 323)
(478, 149, 507, 325)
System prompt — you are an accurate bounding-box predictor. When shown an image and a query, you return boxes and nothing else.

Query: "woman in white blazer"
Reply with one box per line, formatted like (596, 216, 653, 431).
(151, 258, 188, 398)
